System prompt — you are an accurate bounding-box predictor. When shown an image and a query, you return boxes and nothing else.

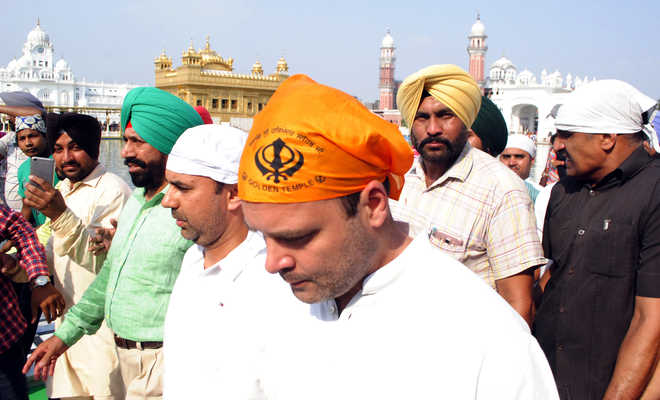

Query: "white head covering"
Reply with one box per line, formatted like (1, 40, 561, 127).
(555, 80, 658, 151)
(167, 124, 247, 184)
(504, 134, 536, 158)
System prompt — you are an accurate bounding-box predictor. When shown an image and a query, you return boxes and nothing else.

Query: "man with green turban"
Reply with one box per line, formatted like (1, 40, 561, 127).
(393, 65, 545, 326)
(468, 95, 508, 157)
(25, 87, 203, 399)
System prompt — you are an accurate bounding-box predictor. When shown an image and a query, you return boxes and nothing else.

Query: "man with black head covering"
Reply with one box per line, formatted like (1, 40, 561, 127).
(24, 112, 131, 400)
(25, 87, 202, 399)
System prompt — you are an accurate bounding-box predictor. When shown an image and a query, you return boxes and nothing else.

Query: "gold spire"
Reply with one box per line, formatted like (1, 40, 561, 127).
(276, 56, 289, 73)
(251, 59, 264, 75)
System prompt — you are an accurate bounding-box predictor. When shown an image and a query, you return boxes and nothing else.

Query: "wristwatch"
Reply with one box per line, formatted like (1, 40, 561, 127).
(32, 275, 50, 288)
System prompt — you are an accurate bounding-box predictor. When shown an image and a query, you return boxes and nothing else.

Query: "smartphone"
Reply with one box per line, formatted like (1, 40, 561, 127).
(29, 156, 54, 189)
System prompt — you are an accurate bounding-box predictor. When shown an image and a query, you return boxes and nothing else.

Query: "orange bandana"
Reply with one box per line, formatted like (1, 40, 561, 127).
(238, 74, 413, 203)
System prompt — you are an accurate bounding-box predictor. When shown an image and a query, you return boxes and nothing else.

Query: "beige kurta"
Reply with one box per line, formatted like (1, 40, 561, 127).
(46, 164, 131, 399)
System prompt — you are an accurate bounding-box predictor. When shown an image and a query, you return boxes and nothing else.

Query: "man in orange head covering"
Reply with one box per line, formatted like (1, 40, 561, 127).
(394, 65, 545, 326)
(238, 74, 558, 399)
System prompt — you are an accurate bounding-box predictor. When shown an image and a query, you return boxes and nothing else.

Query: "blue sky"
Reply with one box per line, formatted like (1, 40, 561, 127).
(4, 0, 659, 101)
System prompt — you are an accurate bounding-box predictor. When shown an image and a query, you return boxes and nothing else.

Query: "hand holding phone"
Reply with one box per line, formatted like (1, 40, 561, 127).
(29, 156, 54, 190)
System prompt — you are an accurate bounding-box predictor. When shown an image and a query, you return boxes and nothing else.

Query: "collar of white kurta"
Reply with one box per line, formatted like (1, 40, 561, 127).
(187, 230, 265, 282)
(61, 163, 106, 196)
(409, 143, 474, 190)
(360, 236, 420, 296)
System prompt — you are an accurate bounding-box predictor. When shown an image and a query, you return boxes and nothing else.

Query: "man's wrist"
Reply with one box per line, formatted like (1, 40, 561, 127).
(31, 275, 50, 288)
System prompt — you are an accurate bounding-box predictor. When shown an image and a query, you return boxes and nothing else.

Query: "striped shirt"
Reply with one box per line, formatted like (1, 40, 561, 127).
(395, 144, 545, 288)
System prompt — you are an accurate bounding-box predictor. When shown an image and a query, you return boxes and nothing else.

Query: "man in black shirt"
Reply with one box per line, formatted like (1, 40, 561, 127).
(534, 80, 660, 400)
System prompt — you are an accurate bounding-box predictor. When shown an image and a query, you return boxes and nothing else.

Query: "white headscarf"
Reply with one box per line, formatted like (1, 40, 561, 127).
(555, 80, 659, 150)
(504, 134, 536, 158)
(167, 124, 247, 184)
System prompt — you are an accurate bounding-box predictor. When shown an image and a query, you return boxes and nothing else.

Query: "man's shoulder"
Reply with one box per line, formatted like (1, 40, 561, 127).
(96, 171, 131, 196)
(393, 238, 530, 330)
(468, 148, 528, 189)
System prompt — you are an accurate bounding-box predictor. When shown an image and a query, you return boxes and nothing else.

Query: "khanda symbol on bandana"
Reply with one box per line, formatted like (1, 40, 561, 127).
(254, 138, 304, 184)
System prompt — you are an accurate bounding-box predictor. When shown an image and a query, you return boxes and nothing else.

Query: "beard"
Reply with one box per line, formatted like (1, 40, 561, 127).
(124, 156, 166, 190)
(411, 127, 469, 167)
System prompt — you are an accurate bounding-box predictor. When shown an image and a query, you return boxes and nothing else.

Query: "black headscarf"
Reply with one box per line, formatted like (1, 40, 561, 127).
(47, 112, 101, 160)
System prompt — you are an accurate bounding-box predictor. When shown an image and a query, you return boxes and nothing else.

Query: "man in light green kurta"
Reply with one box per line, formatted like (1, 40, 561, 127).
(24, 87, 204, 399)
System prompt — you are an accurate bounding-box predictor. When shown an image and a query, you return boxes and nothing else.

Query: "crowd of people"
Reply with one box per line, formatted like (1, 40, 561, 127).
(0, 63, 656, 400)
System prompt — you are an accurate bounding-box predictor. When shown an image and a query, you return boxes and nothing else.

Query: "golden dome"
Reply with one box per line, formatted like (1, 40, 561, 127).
(276, 56, 289, 73)
(251, 60, 264, 75)
(154, 49, 172, 70)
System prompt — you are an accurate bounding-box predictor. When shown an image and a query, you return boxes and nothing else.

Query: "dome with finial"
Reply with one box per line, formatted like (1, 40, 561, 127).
(251, 60, 263, 75)
(381, 29, 394, 48)
(181, 40, 201, 65)
(154, 49, 172, 69)
(55, 58, 69, 71)
(470, 13, 486, 37)
(276, 56, 289, 73)
(27, 19, 50, 45)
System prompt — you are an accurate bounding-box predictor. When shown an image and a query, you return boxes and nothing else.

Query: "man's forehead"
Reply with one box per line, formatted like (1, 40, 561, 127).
(417, 95, 450, 111)
(502, 147, 530, 156)
(17, 129, 40, 138)
(55, 131, 75, 145)
(123, 126, 145, 140)
(242, 200, 333, 230)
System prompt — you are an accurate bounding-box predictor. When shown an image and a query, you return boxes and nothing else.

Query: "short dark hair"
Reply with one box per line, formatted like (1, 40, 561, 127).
(215, 181, 225, 194)
(339, 179, 390, 217)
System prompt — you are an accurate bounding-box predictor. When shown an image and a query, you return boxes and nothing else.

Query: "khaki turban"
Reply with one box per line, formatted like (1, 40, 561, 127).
(239, 74, 413, 203)
(397, 64, 482, 129)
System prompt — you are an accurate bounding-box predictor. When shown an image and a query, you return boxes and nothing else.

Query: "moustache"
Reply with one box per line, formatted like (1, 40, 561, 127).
(418, 136, 452, 152)
(61, 161, 80, 168)
(556, 149, 569, 162)
(124, 157, 147, 169)
(170, 210, 186, 222)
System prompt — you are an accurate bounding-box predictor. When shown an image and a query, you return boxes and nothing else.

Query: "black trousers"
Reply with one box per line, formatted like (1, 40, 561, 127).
(0, 343, 28, 400)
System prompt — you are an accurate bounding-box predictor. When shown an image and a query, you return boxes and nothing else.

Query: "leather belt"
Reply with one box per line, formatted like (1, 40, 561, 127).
(114, 335, 163, 350)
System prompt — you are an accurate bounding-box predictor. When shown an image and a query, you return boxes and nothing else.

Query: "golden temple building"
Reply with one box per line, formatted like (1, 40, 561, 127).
(154, 37, 289, 123)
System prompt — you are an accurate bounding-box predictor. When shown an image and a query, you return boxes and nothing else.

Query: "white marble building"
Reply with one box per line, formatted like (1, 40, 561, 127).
(468, 15, 597, 142)
(0, 20, 138, 128)
(466, 15, 598, 180)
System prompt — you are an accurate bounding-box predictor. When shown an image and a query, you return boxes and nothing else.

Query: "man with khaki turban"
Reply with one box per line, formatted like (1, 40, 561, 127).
(238, 74, 558, 399)
(395, 65, 545, 326)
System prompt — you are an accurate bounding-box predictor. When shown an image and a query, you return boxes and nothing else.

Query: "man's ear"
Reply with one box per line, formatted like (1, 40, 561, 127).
(226, 184, 241, 211)
(600, 134, 617, 152)
(359, 180, 389, 229)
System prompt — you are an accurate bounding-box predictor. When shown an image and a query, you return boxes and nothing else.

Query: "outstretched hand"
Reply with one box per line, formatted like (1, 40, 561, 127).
(89, 218, 118, 255)
(22, 335, 68, 380)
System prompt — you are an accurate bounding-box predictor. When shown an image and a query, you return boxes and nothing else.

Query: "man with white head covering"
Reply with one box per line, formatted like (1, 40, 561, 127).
(161, 124, 296, 399)
(500, 134, 540, 202)
(534, 80, 660, 400)
(394, 65, 545, 326)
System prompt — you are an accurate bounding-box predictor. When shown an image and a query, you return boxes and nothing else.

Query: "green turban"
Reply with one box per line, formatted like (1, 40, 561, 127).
(470, 96, 508, 156)
(120, 87, 203, 154)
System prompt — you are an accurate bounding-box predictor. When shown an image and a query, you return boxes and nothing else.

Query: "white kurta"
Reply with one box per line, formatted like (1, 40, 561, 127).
(163, 230, 303, 399)
(47, 164, 131, 399)
(260, 236, 559, 400)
